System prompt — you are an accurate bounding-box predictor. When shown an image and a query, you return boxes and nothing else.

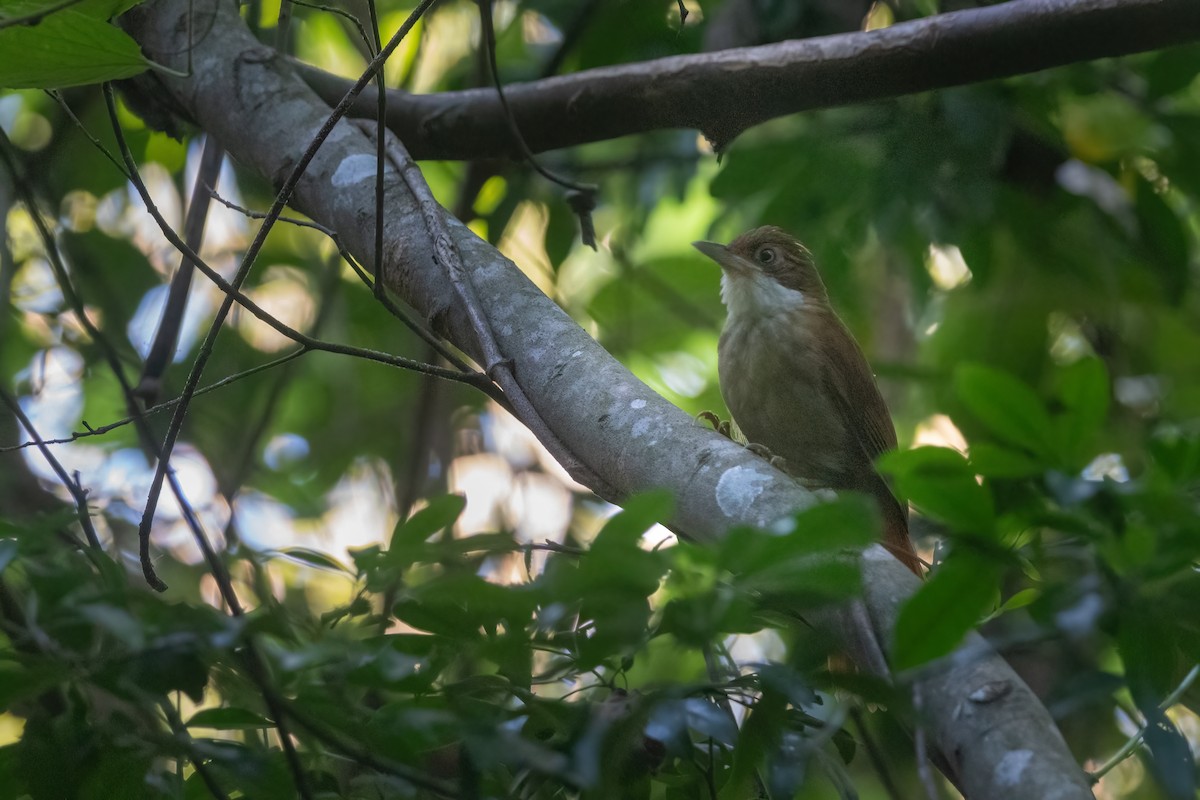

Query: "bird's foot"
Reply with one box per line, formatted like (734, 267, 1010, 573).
(745, 442, 788, 472)
(696, 410, 732, 438)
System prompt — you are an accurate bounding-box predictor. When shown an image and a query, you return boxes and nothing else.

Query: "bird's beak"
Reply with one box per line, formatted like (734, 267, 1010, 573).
(693, 240, 750, 276)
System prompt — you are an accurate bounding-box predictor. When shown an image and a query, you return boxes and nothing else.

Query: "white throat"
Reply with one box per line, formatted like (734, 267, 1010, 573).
(720, 271, 806, 319)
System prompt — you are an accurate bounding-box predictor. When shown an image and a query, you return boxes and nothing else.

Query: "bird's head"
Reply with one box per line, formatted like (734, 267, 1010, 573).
(693, 226, 829, 319)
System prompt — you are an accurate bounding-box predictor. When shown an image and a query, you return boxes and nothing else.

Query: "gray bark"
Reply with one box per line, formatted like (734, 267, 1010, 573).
(126, 0, 1095, 796)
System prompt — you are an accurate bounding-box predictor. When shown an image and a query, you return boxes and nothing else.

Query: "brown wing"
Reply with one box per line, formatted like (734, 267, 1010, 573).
(818, 313, 922, 575)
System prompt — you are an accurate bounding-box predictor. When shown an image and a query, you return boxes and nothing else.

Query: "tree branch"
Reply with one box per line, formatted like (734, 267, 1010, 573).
(126, 0, 1097, 796)
(297, 0, 1200, 159)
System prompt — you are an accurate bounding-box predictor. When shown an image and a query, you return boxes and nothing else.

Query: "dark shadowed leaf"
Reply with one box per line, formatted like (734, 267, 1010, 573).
(968, 442, 1042, 478)
(955, 364, 1055, 459)
(187, 707, 273, 730)
(1054, 357, 1109, 468)
(277, 547, 352, 573)
(391, 493, 467, 548)
(879, 447, 995, 534)
(1135, 176, 1190, 302)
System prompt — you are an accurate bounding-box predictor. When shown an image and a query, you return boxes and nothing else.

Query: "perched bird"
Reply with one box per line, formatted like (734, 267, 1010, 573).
(693, 226, 922, 575)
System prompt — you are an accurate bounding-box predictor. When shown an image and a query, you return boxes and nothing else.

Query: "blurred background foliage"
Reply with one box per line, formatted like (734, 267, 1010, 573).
(1, 0, 1200, 797)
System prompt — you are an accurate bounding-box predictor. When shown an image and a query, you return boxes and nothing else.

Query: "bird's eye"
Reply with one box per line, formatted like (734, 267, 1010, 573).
(756, 247, 776, 265)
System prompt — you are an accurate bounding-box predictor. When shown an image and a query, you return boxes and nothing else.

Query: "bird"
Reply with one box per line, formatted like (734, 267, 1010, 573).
(693, 226, 922, 575)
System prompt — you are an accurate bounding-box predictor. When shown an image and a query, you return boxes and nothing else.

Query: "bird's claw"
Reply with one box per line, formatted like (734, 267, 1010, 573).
(745, 442, 788, 472)
(696, 410, 732, 438)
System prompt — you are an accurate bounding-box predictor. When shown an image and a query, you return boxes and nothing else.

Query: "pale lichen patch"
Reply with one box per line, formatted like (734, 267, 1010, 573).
(331, 154, 378, 188)
(993, 749, 1033, 788)
(715, 465, 772, 520)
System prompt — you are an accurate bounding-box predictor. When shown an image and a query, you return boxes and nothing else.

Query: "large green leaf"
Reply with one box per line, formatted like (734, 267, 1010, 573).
(0, 0, 151, 88)
(954, 364, 1055, 460)
(879, 447, 996, 534)
(892, 550, 1002, 671)
(187, 707, 273, 730)
(385, 493, 467, 568)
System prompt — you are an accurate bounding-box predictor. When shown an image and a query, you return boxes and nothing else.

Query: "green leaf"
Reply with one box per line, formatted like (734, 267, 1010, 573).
(79, 604, 144, 647)
(277, 547, 351, 573)
(720, 495, 878, 574)
(1142, 711, 1198, 800)
(997, 587, 1039, 614)
(594, 490, 674, 547)
(968, 442, 1042, 478)
(0, 1, 150, 89)
(1149, 428, 1200, 483)
(955, 364, 1055, 459)
(389, 494, 466, 551)
(1136, 175, 1190, 302)
(0, 661, 68, 709)
(983, 587, 1040, 623)
(892, 551, 1002, 671)
(1120, 603, 1197, 798)
(1054, 357, 1109, 468)
(706, 497, 878, 608)
(187, 707, 273, 730)
(1144, 45, 1200, 99)
(879, 447, 995, 534)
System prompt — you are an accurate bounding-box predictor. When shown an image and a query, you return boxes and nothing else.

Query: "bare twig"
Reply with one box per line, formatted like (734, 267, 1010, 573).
(156, 697, 232, 800)
(1088, 663, 1200, 783)
(0, 387, 100, 549)
(135, 136, 225, 404)
(850, 707, 906, 800)
(378, 133, 618, 500)
(0, 349, 310, 453)
(111, 0, 442, 592)
(365, 0, 387, 301)
(202, 184, 478, 375)
(476, 0, 598, 247)
(912, 684, 941, 800)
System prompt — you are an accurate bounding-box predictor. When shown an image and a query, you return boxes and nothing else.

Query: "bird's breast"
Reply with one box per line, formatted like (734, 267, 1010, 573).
(718, 313, 850, 483)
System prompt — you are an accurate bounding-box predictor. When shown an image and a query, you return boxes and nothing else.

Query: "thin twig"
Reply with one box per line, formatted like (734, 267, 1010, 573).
(850, 707, 905, 800)
(274, 692, 458, 797)
(365, 0, 387, 301)
(538, 0, 600, 78)
(157, 697, 232, 800)
(289, 0, 372, 49)
(912, 684, 941, 800)
(1088, 663, 1200, 783)
(203, 184, 477, 375)
(101, 98, 472, 384)
(378, 133, 618, 500)
(0, 349, 309, 453)
(4, 107, 321, 798)
(46, 91, 132, 179)
(109, 0, 441, 592)
(477, 0, 598, 247)
(135, 135, 225, 404)
(0, 387, 101, 549)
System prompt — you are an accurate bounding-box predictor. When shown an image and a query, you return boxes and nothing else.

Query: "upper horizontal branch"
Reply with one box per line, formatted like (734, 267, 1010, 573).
(299, 0, 1200, 160)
